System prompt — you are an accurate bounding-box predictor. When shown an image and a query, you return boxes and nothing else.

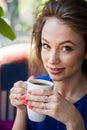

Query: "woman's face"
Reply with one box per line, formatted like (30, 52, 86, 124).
(41, 17, 87, 81)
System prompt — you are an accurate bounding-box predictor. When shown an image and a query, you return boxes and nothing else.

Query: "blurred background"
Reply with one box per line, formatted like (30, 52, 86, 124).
(0, 0, 45, 47)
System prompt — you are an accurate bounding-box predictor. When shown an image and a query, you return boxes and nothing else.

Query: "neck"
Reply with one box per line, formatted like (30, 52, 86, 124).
(53, 74, 87, 103)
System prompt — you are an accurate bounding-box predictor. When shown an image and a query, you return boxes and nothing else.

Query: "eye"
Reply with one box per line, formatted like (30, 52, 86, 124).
(62, 46, 72, 52)
(42, 43, 50, 49)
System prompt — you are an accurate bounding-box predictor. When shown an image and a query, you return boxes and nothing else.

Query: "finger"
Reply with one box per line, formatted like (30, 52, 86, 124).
(27, 94, 50, 103)
(9, 93, 22, 100)
(28, 101, 52, 110)
(10, 81, 27, 94)
(27, 88, 53, 96)
(11, 81, 27, 91)
(31, 106, 51, 116)
(10, 98, 23, 106)
(12, 101, 26, 110)
(27, 75, 35, 81)
(10, 94, 28, 108)
(10, 87, 27, 95)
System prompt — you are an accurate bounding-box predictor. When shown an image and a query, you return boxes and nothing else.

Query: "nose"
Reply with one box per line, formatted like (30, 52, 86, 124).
(49, 50, 60, 64)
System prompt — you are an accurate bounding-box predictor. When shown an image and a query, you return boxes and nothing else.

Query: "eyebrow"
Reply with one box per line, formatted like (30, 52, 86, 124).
(42, 38, 76, 46)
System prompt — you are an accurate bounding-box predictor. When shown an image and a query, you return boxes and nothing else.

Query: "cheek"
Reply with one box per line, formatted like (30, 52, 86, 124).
(61, 53, 84, 68)
(41, 50, 47, 63)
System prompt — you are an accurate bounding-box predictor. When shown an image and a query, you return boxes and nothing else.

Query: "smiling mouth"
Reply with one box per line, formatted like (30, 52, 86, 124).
(47, 67, 65, 74)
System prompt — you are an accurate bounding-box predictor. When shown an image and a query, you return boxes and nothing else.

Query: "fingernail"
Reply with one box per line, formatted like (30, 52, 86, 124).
(28, 90, 32, 94)
(28, 105, 33, 109)
(20, 95, 26, 100)
(22, 99, 28, 105)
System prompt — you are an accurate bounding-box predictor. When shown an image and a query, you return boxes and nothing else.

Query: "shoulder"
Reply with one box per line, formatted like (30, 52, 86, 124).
(35, 74, 51, 81)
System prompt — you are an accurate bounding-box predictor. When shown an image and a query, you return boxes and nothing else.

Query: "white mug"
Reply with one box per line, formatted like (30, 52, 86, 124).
(25, 79, 54, 122)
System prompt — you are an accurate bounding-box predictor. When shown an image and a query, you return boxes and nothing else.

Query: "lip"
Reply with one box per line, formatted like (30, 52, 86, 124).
(47, 66, 65, 74)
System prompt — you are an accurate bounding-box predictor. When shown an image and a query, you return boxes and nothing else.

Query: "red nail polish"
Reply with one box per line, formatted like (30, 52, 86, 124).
(22, 99, 28, 105)
(20, 95, 26, 100)
(28, 90, 32, 94)
(28, 105, 33, 109)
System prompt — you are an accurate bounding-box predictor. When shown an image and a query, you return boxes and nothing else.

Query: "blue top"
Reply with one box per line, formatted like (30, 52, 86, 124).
(27, 74, 87, 130)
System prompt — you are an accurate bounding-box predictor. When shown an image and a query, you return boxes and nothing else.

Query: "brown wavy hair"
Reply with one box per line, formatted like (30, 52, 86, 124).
(29, 0, 87, 76)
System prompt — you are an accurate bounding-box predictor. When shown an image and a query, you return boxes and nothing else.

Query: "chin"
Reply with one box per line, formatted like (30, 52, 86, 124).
(49, 74, 65, 82)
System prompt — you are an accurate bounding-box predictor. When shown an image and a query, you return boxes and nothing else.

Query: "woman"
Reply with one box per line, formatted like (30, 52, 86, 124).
(9, 0, 87, 129)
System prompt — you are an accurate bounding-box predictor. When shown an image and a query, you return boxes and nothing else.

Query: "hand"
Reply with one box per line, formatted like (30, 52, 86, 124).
(9, 75, 35, 111)
(9, 81, 27, 110)
(27, 89, 83, 126)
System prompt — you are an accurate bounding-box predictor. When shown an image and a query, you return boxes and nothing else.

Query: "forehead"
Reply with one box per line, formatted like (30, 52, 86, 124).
(42, 17, 76, 36)
(41, 17, 85, 45)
